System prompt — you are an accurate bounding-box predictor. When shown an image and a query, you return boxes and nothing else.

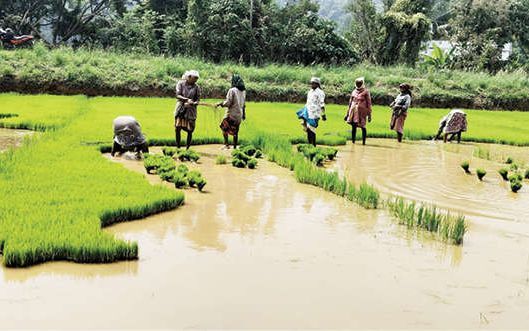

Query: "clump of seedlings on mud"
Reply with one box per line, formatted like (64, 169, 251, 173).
(498, 168, 509, 181)
(144, 154, 206, 191)
(508, 173, 523, 193)
(162, 147, 200, 162)
(231, 144, 262, 169)
(505, 156, 514, 164)
(476, 168, 487, 181)
(297, 144, 338, 167)
(387, 197, 466, 245)
(216, 154, 227, 165)
(460, 160, 471, 174)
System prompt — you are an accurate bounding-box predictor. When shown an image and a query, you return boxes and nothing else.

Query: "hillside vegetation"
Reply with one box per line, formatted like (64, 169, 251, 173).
(1, 46, 529, 110)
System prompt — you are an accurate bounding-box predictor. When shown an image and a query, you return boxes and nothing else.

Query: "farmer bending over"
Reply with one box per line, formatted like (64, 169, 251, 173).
(296, 77, 326, 146)
(434, 109, 468, 143)
(174, 70, 201, 150)
(216, 74, 246, 149)
(111, 116, 149, 158)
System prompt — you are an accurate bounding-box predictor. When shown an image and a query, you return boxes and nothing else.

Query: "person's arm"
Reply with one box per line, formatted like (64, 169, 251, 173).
(403, 95, 411, 111)
(366, 91, 373, 121)
(217, 89, 233, 108)
(320, 91, 327, 121)
(175, 81, 190, 103)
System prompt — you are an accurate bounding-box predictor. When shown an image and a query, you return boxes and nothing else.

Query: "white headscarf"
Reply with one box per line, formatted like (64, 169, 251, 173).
(182, 70, 200, 80)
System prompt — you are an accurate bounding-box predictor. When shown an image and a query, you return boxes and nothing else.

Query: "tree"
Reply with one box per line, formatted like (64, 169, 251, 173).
(378, 0, 431, 65)
(449, 0, 512, 72)
(346, 0, 382, 63)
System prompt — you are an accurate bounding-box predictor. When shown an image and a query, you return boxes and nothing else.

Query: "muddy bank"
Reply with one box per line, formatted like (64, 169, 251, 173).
(2, 77, 526, 110)
(1, 145, 529, 328)
(0, 128, 33, 152)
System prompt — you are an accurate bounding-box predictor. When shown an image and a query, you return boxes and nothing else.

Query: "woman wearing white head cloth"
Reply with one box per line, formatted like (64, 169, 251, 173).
(296, 77, 326, 146)
(174, 70, 201, 149)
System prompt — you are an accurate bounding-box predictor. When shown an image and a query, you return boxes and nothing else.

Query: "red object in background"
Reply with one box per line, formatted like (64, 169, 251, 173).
(10, 35, 34, 45)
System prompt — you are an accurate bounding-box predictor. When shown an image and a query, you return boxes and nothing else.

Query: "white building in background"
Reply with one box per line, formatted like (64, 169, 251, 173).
(422, 40, 513, 61)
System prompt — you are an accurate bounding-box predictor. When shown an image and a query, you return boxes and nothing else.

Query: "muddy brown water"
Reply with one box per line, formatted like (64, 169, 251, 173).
(1, 144, 529, 329)
(0, 128, 33, 152)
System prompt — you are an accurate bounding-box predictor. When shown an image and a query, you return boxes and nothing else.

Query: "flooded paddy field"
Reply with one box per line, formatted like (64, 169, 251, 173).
(1, 145, 528, 329)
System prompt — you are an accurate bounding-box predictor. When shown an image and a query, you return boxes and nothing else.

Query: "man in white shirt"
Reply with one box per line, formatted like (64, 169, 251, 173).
(296, 77, 327, 146)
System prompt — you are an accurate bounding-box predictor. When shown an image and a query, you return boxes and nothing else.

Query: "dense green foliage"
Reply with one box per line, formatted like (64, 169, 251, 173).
(3, 46, 529, 110)
(0, 0, 354, 66)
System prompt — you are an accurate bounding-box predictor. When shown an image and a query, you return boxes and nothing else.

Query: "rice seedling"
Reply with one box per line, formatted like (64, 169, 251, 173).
(476, 168, 487, 181)
(240, 145, 257, 157)
(313, 153, 326, 167)
(473, 146, 491, 160)
(247, 158, 258, 169)
(525, 169, 529, 180)
(460, 161, 471, 174)
(509, 173, 523, 183)
(177, 149, 201, 162)
(162, 147, 178, 157)
(387, 197, 466, 245)
(232, 159, 246, 168)
(506, 156, 514, 164)
(510, 163, 519, 171)
(499, 168, 509, 181)
(511, 180, 523, 193)
(215, 154, 227, 165)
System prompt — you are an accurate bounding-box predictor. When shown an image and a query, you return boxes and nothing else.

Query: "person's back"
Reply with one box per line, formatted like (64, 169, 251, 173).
(113, 116, 145, 147)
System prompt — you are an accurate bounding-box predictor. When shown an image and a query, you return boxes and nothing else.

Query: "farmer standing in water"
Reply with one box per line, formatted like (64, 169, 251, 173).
(345, 77, 372, 145)
(174, 70, 201, 150)
(216, 74, 247, 150)
(297, 77, 326, 146)
(390, 83, 412, 143)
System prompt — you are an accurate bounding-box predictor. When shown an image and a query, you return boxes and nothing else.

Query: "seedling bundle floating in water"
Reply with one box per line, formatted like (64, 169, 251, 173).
(297, 144, 338, 166)
(144, 153, 206, 191)
(460, 161, 470, 174)
(476, 168, 487, 181)
(231, 145, 262, 169)
(162, 147, 200, 162)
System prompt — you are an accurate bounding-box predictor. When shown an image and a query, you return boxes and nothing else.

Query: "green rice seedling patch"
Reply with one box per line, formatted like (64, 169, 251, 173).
(387, 198, 466, 245)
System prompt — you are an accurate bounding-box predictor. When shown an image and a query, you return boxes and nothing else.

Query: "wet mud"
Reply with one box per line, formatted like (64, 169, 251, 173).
(0, 144, 528, 329)
(0, 128, 33, 152)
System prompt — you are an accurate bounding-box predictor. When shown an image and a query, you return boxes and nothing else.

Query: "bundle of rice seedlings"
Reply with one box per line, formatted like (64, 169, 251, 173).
(313, 153, 326, 167)
(216, 155, 227, 165)
(247, 158, 258, 169)
(177, 149, 201, 162)
(525, 169, 529, 180)
(476, 168, 487, 181)
(506, 156, 514, 164)
(511, 180, 523, 193)
(498, 168, 509, 181)
(232, 159, 246, 168)
(460, 161, 470, 174)
(162, 147, 178, 157)
(509, 173, 523, 193)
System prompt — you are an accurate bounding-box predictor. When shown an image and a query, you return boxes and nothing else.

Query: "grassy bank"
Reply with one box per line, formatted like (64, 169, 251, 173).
(1, 45, 529, 110)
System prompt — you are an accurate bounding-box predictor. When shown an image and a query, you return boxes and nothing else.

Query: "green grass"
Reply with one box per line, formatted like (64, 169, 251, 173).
(2, 45, 529, 110)
(387, 198, 466, 245)
(12, 92, 529, 266)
